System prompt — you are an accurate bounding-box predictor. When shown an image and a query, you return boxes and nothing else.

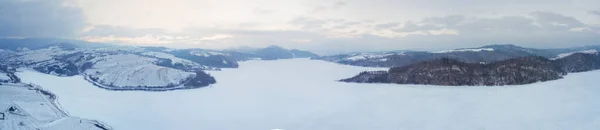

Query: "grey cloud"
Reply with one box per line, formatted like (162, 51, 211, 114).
(423, 15, 465, 27)
(311, 1, 347, 13)
(323, 12, 600, 52)
(253, 7, 274, 14)
(0, 0, 87, 38)
(81, 25, 167, 37)
(311, 6, 328, 13)
(530, 11, 587, 28)
(78, 10, 600, 53)
(397, 12, 600, 50)
(290, 17, 327, 30)
(333, 1, 347, 9)
(588, 10, 600, 18)
(332, 21, 361, 29)
(394, 12, 590, 34)
(456, 16, 540, 34)
(375, 22, 401, 30)
(394, 21, 443, 32)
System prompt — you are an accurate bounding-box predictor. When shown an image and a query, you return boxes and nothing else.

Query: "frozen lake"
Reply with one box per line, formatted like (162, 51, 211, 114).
(17, 59, 600, 130)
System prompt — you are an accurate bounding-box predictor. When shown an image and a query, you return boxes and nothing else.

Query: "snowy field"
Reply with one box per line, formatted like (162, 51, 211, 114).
(17, 58, 600, 130)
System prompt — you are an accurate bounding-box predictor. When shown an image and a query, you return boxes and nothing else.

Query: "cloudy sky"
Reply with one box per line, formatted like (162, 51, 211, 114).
(1, 0, 600, 53)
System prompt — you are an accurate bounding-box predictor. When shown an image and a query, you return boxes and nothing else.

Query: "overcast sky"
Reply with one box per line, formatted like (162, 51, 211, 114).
(1, 0, 600, 53)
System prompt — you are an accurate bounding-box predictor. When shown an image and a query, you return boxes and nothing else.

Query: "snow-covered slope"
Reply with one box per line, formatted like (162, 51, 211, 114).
(190, 51, 228, 57)
(141, 52, 194, 65)
(1, 44, 219, 91)
(433, 48, 495, 53)
(0, 83, 111, 130)
(85, 54, 195, 89)
(553, 49, 598, 60)
(17, 59, 600, 130)
(344, 52, 398, 61)
(0, 72, 11, 81)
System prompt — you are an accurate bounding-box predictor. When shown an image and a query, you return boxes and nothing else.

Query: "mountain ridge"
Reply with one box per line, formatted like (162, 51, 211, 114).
(314, 44, 600, 68)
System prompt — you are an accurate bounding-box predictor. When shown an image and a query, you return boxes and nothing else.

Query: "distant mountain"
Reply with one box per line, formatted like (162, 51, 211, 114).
(290, 49, 320, 58)
(314, 44, 600, 68)
(341, 52, 600, 86)
(226, 45, 319, 60)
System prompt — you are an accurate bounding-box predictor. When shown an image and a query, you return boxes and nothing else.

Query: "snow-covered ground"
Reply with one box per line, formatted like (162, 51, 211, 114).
(140, 51, 198, 66)
(0, 84, 110, 130)
(344, 53, 397, 61)
(0, 72, 10, 81)
(17, 59, 600, 130)
(553, 49, 598, 60)
(433, 48, 495, 53)
(85, 54, 195, 88)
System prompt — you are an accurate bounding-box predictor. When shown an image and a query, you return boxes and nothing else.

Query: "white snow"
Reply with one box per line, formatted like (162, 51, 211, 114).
(85, 54, 194, 88)
(16, 47, 74, 63)
(0, 84, 106, 130)
(344, 53, 396, 61)
(434, 48, 495, 53)
(17, 59, 600, 130)
(0, 73, 10, 81)
(190, 51, 228, 57)
(553, 49, 598, 60)
(37, 117, 107, 130)
(12, 101, 61, 122)
(140, 51, 198, 66)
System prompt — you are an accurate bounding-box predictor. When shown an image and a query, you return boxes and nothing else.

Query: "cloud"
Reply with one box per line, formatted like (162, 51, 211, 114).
(80, 9, 600, 53)
(290, 17, 327, 30)
(81, 25, 168, 37)
(423, 15, 465, 27)
(199, 34, 234, 41)
(394, 21, 444, 33)
(375, 22, 401, 30)
(331, 21, 361, 29)
(589, 9, 600, 18)
(333, 1, 347, 9)
(311, 1, 348, 13)
(530, 11, 587, 28)
(253, 7, 274, 14)
(455, 16, 540, 34)
(0, 0, 87, 38)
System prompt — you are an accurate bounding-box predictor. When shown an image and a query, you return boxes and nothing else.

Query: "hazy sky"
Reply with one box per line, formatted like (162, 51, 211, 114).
(1, 0, 600, 53)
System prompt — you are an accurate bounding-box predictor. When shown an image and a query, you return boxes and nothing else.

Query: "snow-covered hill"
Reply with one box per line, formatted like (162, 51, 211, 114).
(0, 43, 224, 91)
(0, 83, 112, 130)
(552, 49, 598, 60)
(85, 54, 196, 90)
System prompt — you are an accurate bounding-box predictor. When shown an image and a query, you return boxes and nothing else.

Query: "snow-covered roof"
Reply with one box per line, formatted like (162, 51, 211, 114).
(12, 101, 61, 122)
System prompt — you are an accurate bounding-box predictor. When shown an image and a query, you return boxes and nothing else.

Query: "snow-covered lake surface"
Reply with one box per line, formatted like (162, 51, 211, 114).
(17, 58, 600, 130)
